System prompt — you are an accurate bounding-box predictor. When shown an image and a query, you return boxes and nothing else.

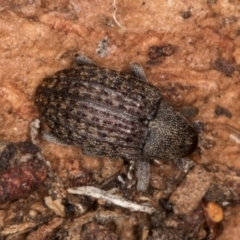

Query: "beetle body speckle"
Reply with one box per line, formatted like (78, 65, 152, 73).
(35, 57, 197, 190)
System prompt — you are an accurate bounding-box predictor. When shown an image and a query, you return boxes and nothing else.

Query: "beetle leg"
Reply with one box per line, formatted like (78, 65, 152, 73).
(42, 131, 70, 146)
(75, 55, 96, 66)
(130, 63, 147, 82)
(136, 158, 150, 192)
(173, 157, 195, 173)
(178, 106, 199, 119)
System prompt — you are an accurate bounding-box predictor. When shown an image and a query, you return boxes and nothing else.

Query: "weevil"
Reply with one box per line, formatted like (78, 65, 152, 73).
(35, 55, 198, 191)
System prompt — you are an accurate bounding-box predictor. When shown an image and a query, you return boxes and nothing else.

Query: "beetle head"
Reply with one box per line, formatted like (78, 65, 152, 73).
(143, 100, 198, 160)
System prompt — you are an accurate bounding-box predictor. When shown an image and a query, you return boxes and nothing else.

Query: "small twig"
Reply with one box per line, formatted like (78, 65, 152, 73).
(112, 0, 125, 29)
(68, 186, 156, 214)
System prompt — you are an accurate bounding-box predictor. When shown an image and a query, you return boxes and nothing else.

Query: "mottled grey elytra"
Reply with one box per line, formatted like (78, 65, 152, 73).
(35, 56, 198, 191)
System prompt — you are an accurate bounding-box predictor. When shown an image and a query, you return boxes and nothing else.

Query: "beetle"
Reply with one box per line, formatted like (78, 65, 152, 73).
(35, 55, 198, 191)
